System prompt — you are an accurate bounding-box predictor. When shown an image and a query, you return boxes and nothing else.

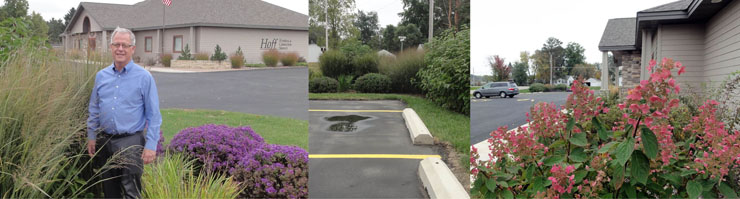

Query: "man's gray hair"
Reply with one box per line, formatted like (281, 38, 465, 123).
(110, 26, 136, 46)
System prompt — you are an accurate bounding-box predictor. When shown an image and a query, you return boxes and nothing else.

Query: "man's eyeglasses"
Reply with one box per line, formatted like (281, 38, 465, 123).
(111, 43, 133, 49)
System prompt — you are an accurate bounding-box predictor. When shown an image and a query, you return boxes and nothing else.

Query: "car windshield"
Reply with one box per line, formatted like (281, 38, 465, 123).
(511, 83, 517, 87)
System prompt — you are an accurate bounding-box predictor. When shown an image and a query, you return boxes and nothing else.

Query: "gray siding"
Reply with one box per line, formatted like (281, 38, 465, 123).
(704, 0, 740, 84)
(659, 23, 705, 87)
(199, 27, 308, 64)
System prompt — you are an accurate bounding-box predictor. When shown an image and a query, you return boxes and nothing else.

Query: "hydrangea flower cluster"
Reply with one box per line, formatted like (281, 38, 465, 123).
(528, 102, 567, 139)
(544, 164, 575, 199)
(566, 79, 609, 124)
(168, 124, 308, 198)
(617, 58, 684, 165)
(487, 125, 546, 165)
(685, 100, 740, 180)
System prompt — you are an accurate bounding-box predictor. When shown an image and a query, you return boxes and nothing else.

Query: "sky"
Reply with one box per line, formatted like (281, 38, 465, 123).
(26, 0, 308, 21)
(471, 0, 678, 76)
(355, 0, 404, 27)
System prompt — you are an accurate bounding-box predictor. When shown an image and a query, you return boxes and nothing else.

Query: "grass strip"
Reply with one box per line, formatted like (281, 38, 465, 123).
(160, 109, 308, 150)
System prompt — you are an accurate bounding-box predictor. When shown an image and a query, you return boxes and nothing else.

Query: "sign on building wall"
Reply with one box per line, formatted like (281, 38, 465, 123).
(260, 38, 292, 50)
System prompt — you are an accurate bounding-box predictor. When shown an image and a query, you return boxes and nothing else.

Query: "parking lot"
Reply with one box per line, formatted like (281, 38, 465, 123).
(152, 67, 308, 120)
(470, 92, 570, 144)
(308, 100, 439, 198)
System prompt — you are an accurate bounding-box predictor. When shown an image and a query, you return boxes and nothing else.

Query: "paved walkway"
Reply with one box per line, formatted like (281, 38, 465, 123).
(308, 100, 439, 198)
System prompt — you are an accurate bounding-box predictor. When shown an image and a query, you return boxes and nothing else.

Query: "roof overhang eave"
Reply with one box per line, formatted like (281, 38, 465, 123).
(104, 23, 309, 31)
(599, 45, 638, 52)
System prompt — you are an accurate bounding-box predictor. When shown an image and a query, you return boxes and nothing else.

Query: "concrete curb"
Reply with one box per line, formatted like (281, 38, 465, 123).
(402, 108, 434, 145)
(419, 157, 470, 199)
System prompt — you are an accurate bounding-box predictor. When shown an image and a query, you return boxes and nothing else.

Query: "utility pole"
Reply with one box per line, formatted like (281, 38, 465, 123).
(429, 0, 433, 42)
(325, 0, 328, 50)
(550, 53, 553, 85)
(399, 36, 406, 51)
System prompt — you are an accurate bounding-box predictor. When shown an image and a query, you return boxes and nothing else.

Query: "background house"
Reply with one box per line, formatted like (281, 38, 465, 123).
(598, 0, 739, 93)
(62, 0, 308, 64)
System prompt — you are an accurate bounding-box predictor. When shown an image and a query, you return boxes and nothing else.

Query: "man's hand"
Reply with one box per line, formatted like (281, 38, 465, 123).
(142, 149, 156, 164)
(87, 140, 96, 157)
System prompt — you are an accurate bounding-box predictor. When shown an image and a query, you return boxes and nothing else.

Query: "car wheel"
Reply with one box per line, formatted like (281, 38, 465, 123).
(508, 95, 514, 98)
(474, 92, 482, 99)
(500, 92, 506, 98)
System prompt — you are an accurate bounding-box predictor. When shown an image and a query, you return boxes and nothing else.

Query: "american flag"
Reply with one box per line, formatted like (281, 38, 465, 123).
(162, 0, 172, 7)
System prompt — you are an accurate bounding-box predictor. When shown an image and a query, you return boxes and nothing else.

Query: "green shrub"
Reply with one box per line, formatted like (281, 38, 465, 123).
(339, 39, 372, 60)
(379, 49, 425, 93)
(262, 49, 280, 67)
(352, 53, 379, 77)
(319, 50, 350, 79)
(210, 45, 227, 61)
(142, 154, 239, 199)
(194, 53, 209, 60)
(544, 84, 554, 92)
(529, 83, 546, 92)
(309, 68, 323, 80)
(554, 84, 568, 91)
(246, 63, 266, 67)
(417, 27, 470, 114)
(309, 76, 338, 93)
(296, 62, 308, 66)
(354, 73, 391, 93)
(230, 53, 244, 69)
(178, 44, 192, 60)
(337, 74, 354, 92)
(161, 54, 172, 67)
(280, 51, 299, 66)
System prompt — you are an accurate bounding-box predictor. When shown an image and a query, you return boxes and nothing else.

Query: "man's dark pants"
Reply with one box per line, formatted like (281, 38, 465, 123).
(95, 131, 145, 199)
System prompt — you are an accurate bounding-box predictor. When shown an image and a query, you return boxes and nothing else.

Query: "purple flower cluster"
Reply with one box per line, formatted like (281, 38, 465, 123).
(167, 124, 308, 198)
(156, 130, 165, 156)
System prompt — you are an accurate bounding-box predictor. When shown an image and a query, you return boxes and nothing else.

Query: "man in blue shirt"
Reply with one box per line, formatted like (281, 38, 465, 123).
(87, 27, 161, 198)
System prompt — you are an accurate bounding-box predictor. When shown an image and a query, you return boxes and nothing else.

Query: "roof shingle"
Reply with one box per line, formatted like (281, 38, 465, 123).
(598, 18, 637, 51)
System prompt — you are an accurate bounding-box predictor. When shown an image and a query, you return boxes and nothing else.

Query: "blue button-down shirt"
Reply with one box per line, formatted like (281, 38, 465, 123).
(87, 60, 162, 151)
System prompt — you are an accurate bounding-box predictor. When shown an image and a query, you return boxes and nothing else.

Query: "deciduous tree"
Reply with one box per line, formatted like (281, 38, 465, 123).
(489, 55, 511, 81)
(353, 10, 379, 47)
(309, 0, 357, 49)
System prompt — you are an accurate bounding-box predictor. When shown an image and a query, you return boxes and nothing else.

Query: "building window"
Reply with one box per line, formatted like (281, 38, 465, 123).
(145, 37, 152, 52)
(173, 35, 183, 53)
(78, 39, 82, 49)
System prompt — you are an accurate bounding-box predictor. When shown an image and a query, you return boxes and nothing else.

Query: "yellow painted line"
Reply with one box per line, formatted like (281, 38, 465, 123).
(309, 154, 442, 159)
(517, 99, 530, 102)
(308, 109, 403, 113)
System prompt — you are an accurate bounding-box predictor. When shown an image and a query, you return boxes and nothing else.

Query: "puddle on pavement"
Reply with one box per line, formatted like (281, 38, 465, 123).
(326, 115, 371, 132)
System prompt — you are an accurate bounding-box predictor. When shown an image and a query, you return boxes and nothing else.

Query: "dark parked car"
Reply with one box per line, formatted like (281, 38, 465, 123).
(473, 82, 519, 98)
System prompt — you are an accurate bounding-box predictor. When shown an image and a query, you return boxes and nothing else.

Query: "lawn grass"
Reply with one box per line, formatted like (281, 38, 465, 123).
(160, 109, 308, 150)
(309, 93, 470, 168)
(470, 86, 480, 90)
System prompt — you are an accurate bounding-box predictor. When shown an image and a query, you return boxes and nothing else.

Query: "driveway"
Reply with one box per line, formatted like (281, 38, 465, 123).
(152, 67, 308, 120)
(308, 100, 438, 198)
(470, 92, 570, 144)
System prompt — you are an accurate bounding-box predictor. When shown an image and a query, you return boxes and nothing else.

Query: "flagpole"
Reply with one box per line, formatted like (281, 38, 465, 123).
(162, 2, 165, 57)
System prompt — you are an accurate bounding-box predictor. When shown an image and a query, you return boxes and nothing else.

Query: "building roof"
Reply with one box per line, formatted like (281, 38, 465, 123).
(66, 0, 308, 33)
(598, 18, 637, 51)
(639, 0, 692, 13)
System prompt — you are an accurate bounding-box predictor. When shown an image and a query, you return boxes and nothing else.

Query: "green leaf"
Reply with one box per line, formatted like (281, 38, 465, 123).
(681, 169, 697, 177)
(471, 176, 484, 194)
(623, 183, 637, 198)
(719, 183, 738, 198)
(687, 180, 702, 199)
(542, 155, 565, 166)
(570, 147, 588, 163)
(497, 181, 510, 188)
(549, 139, 566, 149)
(524, 166, 535, 181)
(614, 130, 626, 138)
(598, 141, 618, 154)
(486, 178, 498, 192)
(630, 150, 650, 185)
(592, 117, 609, 141)
(569, 132, 588, 147)
(641, 127, 659, 159)
(661, 173, 681, 186)
(574, 170, 588, 183)
(614, 138, 635, 166)
(566, 116, 576, 134)
(501, 189, 514, 199)
(528, 177, 547, 194)
(611, 164, 625, 190)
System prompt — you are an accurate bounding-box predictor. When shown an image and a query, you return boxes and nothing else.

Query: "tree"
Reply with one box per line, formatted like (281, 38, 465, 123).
(564, 42, 586, 75)
(399, 0, 470, 41)
(0, 0, 28, 21)
(572, 63, 596, 80)
(488, 55, 510, 81)
(513, 61, 528, 86)
(309, 0, 357, 49)
(179, 44, 192, 60)
(63, 7, 75, 27)
(381, 24, 399, 52)
(353, 10, 379, 47)
(395, 23, 423, 50)
(210, 45, 227, 61)
(536, 37, 566, 83)
(46, 17, 64, 44)
(27, 12, 47, 40)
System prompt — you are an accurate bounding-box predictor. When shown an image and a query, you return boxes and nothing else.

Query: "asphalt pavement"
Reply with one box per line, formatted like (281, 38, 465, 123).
(151, 67, 308, 120)
(470, 92, 570, 144)
(308, 100, 438, 198)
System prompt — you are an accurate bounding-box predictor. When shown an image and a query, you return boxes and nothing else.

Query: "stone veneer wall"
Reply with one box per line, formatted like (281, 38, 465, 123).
(619, 51, 641, 95)
(171, 60, 232, 69)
